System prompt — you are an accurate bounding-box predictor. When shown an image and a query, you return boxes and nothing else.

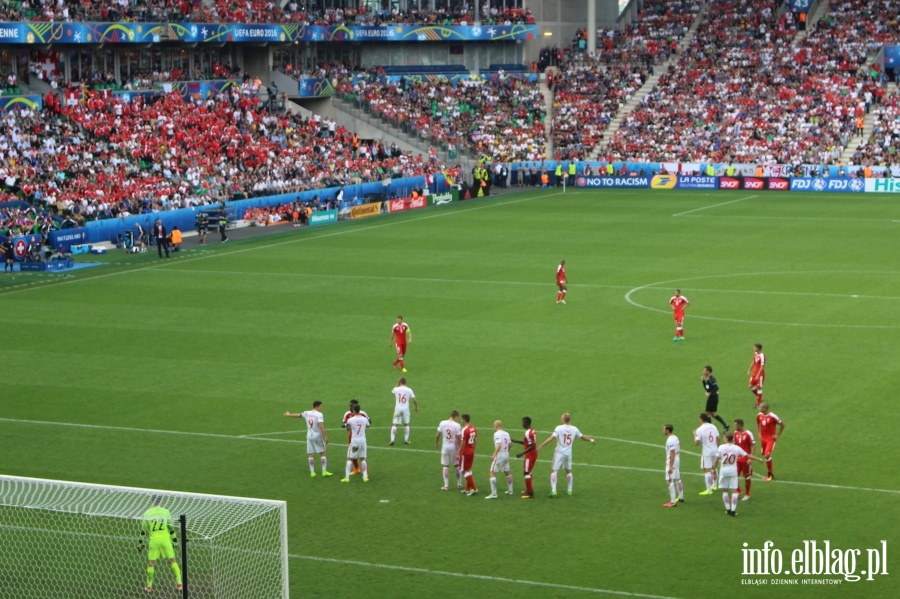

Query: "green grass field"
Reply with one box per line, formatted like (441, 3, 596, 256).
(1, 189, 898, 598)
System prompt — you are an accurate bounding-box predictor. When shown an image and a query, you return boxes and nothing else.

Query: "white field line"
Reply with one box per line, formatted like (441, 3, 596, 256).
(1, 418, 896, 495)
(0, 191, 562, 297)
(671, 195, 757, 216)
(288, 554, 682, 599)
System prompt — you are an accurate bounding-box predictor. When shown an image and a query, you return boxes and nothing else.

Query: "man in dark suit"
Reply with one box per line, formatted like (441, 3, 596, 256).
(153, 219, 169, 258)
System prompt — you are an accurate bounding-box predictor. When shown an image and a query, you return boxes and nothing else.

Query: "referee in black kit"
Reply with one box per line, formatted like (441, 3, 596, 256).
(701, 365, 729, 431)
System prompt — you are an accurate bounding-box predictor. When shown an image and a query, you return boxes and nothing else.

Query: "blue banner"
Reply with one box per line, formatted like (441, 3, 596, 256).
(49, 227, 89, 251)
(309, 209, 338, 226)
(787, 0, 812, 13)
(885, 46, 900, 69)
(0, 22, 536, 45)
(298, 77, 335, 98)
(789, 177, 864, 193)
(0, 95, 42, 111)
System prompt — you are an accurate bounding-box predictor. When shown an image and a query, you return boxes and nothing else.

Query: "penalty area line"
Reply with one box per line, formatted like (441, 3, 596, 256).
(289, 554, 681, 599)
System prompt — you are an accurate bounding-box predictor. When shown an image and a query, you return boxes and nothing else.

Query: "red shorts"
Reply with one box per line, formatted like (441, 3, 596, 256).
(395, 343, 406, 356)
(673, 312, 684, 326)
(522, 452, 538, 474)
(737, 460, 752, 478)
(458, 450, 474, 472)
(749, 374, 764, 388)
(760, 437, 776, 456)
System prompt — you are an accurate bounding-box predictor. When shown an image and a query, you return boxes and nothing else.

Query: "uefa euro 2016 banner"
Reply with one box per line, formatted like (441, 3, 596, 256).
(0, 22, 536, 45)
(0, 95, 41, 112)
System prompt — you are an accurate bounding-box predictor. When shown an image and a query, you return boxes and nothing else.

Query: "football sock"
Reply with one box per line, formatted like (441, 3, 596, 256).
(550, 472, 558, 493)
(442, 467, 449, 487)
(353, 459, 359, 470)
(404, 426, 410, 443)
(557, 292, 562, 301)
(360, 460, 368, 478)
(320, 456, 327, 472)
(456, 467, 462, 487)
(506, 474, 514, 493)
(705, 472, 713, 492)
(561, 290, 566, 299)
(393, 358, 399, 367)
(146, 566, 155, 589)
(465, 472, 475, 491)
(345, 461, 352, 478)
(390, 427, 397, 443)
(171, 562, 182, 585)
(668, 482, 676, 502)
(308, 457, 315, 473)
(490, 478, 497, 495)
(766, 457, 773, 474)
(744, 477, 752, 496)
(525, 474, 533, 494)
(722, 492, 730, 511)
(731, 493, 740, 512)
(566, 473, 573, 493)
(399, 358, 405, 369)
(676, 480, 684, 499)
(714, 415, 728, 428)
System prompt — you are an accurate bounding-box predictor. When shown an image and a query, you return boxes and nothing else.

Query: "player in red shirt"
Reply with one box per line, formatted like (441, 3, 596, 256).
(668, 289, 689, 341)
(747, 343, 766, 406)
(732, 418, 756, 500)
(556, 259, 567, 304)
(389, 315, 411, 372)
(756, 403, 784, 481)
(342, 399, 368, 475)
(512, 416, 538, 499)
(458, 413, 478, 496)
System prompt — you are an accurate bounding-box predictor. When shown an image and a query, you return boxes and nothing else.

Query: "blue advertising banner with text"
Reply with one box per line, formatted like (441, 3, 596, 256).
(790, 178, 864, 193)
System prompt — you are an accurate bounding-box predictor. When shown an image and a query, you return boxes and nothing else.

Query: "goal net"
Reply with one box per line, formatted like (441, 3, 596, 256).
(0, 475, 288, 598)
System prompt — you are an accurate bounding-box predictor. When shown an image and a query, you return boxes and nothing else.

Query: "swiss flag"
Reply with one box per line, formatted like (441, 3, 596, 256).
(38, 52, 59, 80)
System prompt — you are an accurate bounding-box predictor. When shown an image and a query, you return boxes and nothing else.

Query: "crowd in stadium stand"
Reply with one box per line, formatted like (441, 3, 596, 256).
(850, 91, 900, 166)
(7, 0, 531, 25)
(0, 85, 433, 230)
(593, 0, 701, 64)
(355, 76, 546, 162)
(551, 61, 648, 160)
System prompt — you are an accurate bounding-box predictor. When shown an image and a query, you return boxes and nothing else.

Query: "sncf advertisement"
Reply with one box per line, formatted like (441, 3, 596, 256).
(717, 177, 791, 191)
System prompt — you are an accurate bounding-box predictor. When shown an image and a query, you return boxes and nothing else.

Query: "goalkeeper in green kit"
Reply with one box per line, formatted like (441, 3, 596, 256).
(139, 495, 183, 593)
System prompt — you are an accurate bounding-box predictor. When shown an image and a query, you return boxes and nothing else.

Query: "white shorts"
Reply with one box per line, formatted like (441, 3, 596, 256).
(718, 474, 739, 491)
(392, 407, 410, 425)
(701, 454, 717, 470)
(491, 454, 510, 473)
(666, 467, 681, 482)
(347, 440, 367, 460)
(441, 447, 458, 467)
(551, 451, 572, 472)
(307, 436, 325, 454)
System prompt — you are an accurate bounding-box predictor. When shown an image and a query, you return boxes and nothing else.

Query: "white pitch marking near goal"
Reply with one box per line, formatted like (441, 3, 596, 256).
(671, 195, 757, 217)
(288, 554, 682, 599)
(1, 418, 897, 496)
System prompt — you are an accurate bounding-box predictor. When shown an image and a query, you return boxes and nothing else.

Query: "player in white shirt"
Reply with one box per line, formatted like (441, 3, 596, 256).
(485, 421, 514, 499)
(536, 412, 596, 497)
(341, 399, 369, 476)
(342, 405, 371, 482)
(389, 377, 419, 445)
(435, 411, 462, 491)
(714, 431, 764, 516)
(694, 413, 720, 496)
(662, 424, 683, 507)
(284, 400, 331, 478)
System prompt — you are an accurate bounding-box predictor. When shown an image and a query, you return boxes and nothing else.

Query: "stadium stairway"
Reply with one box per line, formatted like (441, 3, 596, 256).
(794, 0, 830, 43)
(540, 71, 555, 159)
(332, 96, 441, 162)
(588, 2, 710, 161)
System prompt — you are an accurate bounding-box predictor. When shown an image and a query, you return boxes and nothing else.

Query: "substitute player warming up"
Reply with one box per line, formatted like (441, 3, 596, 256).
(556, 259, 567, 304)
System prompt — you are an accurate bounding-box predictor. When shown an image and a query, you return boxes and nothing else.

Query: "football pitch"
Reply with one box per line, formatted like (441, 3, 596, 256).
(1, 188, 898, 598)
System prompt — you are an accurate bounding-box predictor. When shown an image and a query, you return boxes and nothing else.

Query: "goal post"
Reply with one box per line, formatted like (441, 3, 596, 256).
(0, 475, 289, 598)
